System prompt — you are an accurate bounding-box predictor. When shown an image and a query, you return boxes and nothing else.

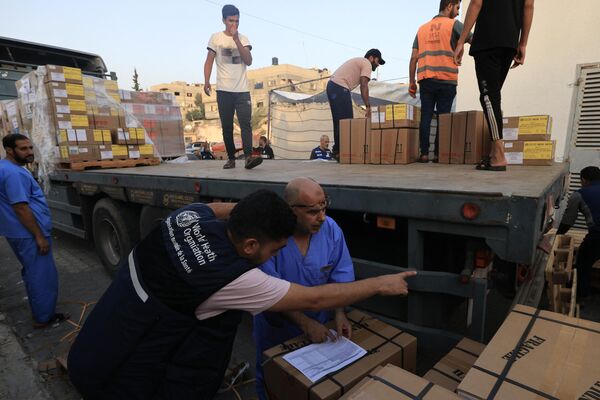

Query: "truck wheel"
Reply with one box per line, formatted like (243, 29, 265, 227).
(140, 206, 171, 239)
(92, 198, 140, 276)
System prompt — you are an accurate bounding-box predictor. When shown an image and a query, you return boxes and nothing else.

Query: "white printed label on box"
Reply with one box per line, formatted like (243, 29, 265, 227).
(58, 121, 72, 130)
(6, 102, 17, 115)
(371, 111, 386, 123)
(505, 142, 514, 149)
(53, 89, 68, 98)
(11, 118, 19, 129)
(68, 146, 79, 155)
(503, 118, 509, 124)
(75, 129, 87, 141)
(50, 72, 66, 82)
(100, 151, 113, 160)
(66, 129, 77, 141)
(129, 151, 140, 159)
(503, 128, 518, 141)
(506, 152, 524, 165)
(79, 148, 89, 154)
(20, 78, 31, 94)
(56, 105, 70, 114)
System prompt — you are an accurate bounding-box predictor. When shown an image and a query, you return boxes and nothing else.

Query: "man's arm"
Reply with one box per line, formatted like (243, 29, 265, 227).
(206, 202, 236, 219)
(557, 191, 581, 235)
(204, 50, 215, 96)
(454, 0, 482, 65)
(359, 76, 371, 117)
(269, 271, 416, 313)
(232, 30, 252, 66)
(512, 0, 534, 68)
(12, 203, 49, 255)
(408, 48, 419, 98)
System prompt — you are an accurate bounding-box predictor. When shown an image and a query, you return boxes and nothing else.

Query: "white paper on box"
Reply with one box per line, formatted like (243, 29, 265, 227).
(11, 118, 19, 129)
(56, 105, 70, 114)
(79, 148, 89, 154)
(506, 152, 524, 165)
(371, 111, 385, 123)
(51, 72, 66, 82)
(6, 102, 17, 116)
(53, 89, 68, 98)
(66, 129, 77, 141)
(75, 129, 87, 141)
(118, 131, 131, 140)
(503, 118, 509, 124)
(58, 121, 72, 130)
(505, 142, 514, 149)
(282, 330, 367, 383)
(68, 146, 79, 155)
(129, 150, 140, 159)
(503, 128, 518, 141)
(100, 151, 113, 160)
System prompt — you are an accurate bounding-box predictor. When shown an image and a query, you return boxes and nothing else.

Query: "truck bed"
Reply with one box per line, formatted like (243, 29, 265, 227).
(85, 160, 567, 198)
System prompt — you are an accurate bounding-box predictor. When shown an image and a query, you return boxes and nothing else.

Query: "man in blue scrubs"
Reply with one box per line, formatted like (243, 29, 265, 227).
(253, 177, 355, 399)
(0, 134, 67, 327)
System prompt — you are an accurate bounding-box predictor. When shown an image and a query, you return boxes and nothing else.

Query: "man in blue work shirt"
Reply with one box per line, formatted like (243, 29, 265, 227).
(309, 135, 333, 161)
(0, 134, 67, 327)
(557, 166, 600, 301)
(253, 177, 354, 399)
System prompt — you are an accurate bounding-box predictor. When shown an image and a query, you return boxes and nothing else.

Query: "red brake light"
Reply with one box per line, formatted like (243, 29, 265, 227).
(461, 203, 480, 220)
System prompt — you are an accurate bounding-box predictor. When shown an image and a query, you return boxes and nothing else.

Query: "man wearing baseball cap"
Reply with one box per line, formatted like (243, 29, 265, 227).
(326, 49, 385, 160)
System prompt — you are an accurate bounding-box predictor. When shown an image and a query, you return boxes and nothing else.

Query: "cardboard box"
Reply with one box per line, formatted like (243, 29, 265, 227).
(139, 144, 155, 157)
(458, 305, 600, 399)
(341, 364, 461, 399)
(2, 100, 24, 134)
(111, 129, 131, 145)
(263, 310, 417, 400)
(371, 104, 420, 130)
(58, 144, 97, 163)
(438, 113, 452, 164)
(92, 129, 113, 144)
(340, 118, 371, 164)
(97, 144, 113, 161)
(53, 113, 90, 130)
(128, 127, 146, 145)
(46, 82, 85, 100)
(450, 111, 467, 164)
(503, 140, 555, 166)
(91, 114, 121, 131)
(44, 65, 83, 84)
(127, 145, 140, 159)
(464, 111, 491, 165)
(423, 338, 486, 392)
(111, 144, 129, 160)
(503, 115, 552, 141)
(57, 129, 89, 145)
(51, 98, 87, 115)
(370, 128, 419, 165)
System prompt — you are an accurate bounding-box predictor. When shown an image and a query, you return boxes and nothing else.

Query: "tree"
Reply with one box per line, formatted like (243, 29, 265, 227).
(194, 93, 203, 108)
(132, 68, 141, 91)
(251, 106, 268, 134)
(186, 109, 204, 122)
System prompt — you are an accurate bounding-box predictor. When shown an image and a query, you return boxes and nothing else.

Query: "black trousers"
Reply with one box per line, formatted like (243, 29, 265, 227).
(473, 48, 515, 142)
(577, 230, 600, 298)
(216, 90, 253, 159)
(326, 80, 354, 154)
(67, 259, 223, 400)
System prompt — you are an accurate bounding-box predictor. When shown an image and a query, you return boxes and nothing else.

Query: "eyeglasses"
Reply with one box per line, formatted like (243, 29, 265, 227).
(291, 195, 332, 216)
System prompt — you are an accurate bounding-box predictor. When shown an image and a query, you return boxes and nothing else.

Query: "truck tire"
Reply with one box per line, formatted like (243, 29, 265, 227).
(140, 206, 172, 239)
(92, 198, 140, 276)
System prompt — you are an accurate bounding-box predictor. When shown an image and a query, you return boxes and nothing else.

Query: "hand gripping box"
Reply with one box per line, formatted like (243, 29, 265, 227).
(263, 310, 417, 400)
(340, 364, 461, 399)
(457, 305, 600, 400)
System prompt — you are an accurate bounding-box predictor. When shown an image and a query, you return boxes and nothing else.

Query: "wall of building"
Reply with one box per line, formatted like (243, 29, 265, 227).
(456, 0, 600, 161)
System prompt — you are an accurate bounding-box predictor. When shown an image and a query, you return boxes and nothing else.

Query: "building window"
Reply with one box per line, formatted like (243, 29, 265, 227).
(254, 82, 264, 90)
(186, 93, 193, 97)
(268, 80, 277, 87)
(174, 92, 180, 96)
(257, 102, 264, 108)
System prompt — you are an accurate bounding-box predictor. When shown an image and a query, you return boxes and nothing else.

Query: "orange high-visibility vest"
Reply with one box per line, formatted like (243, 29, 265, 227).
(416, 17, 459, 83)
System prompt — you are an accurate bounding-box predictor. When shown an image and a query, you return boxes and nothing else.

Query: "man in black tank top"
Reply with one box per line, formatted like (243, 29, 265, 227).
(67, 189, 417, 399)
(454, 0, 535, 171)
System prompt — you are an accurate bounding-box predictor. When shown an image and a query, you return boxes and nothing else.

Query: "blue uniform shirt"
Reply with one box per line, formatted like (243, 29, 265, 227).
(310, 146, 332, 160)
(253, 217, 354, 351)
(0, 159, 52, 238)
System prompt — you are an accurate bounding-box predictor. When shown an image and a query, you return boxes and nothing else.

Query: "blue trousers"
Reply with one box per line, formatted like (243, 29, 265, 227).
(6, 236, 58, 323)
(326, 80, 354, 154)
(418, 79, 457, 156)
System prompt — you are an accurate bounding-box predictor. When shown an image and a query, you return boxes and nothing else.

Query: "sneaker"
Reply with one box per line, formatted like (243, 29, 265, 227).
(223, 159, 236, 169)
(244, 156, 263, 170)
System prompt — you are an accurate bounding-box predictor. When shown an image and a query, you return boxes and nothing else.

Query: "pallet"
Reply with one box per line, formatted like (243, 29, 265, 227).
(58, 157, 160, 171)
(545, 234, 577, 313)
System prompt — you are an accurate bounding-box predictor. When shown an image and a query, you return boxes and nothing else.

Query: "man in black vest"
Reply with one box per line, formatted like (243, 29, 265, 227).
(67, 190, 416, 399)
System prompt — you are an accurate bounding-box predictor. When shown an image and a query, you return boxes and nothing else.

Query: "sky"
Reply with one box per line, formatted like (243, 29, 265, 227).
(4, 0, 446, 89)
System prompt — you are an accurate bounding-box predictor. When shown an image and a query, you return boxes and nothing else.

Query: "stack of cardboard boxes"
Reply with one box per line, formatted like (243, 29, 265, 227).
(340, 104, 420, 165)
(439, 111, 555, 166)
(119, 90, 184, 158)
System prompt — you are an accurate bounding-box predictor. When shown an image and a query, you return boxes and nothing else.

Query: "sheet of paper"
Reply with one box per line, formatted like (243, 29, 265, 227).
(282, 330, 367, 383)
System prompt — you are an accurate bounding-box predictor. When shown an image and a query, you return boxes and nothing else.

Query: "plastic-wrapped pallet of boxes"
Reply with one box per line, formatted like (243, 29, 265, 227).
(13, 65, 164, 171)
(119, 90, 185, 158)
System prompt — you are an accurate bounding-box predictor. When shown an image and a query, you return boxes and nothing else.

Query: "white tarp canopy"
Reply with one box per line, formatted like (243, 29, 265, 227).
(269, 81, 420, 160)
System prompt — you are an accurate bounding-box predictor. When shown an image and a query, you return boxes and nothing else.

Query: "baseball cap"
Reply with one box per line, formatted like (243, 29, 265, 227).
(365, 49, 385, 65)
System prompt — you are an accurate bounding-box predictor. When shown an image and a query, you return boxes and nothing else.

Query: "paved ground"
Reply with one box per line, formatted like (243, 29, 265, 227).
(1, 230, 598, 400)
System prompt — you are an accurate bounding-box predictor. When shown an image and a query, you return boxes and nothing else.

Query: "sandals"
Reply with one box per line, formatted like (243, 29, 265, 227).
(476, 158, 507, 171)
(33, 312, 70, 329)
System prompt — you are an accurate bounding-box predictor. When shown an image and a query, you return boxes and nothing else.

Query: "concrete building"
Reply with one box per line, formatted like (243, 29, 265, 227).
(149, 81, 205, 115)
(203, 61, 330, 120)
(456, 0, 600, 164)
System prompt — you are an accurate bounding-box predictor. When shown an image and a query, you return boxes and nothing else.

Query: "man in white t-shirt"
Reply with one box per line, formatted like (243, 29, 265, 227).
(204, 4, 262, 170)
(327, 49, 385, 159)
